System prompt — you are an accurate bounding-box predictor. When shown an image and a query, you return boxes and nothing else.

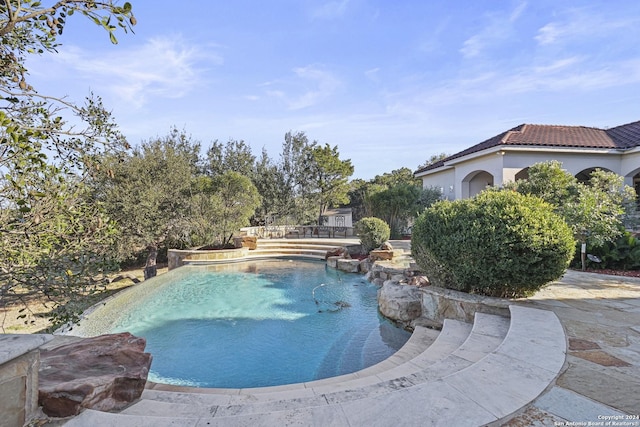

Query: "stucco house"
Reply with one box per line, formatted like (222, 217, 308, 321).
(414, 120, 640, 201)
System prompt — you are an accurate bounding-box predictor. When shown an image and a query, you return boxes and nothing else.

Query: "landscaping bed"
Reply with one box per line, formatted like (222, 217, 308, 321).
(578, 268, 640, 278)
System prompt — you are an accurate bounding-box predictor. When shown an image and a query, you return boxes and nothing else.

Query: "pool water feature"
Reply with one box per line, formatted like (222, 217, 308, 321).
(72, 259, 411, 388)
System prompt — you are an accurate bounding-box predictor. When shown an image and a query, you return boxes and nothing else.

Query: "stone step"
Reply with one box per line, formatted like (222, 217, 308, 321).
(65, 305, 566, 427)
(370, 313, 508, 383)
(354, 325, 440, 374)
(256, 238, 344, 246)
(305, 314, 503, 397)
(255, 242, 342, 250)
(315, 319, 469, 385)
(249, 248, 330, 256)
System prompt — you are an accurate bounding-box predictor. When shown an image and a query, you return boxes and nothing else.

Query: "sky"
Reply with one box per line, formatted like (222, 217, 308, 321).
(26, 0, 640, 180)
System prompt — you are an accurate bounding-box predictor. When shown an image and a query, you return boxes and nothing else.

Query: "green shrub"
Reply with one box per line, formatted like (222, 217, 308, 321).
(411, 190, 575, 298)
(574, 231, 640, 271)
(355, 217, 391, 253)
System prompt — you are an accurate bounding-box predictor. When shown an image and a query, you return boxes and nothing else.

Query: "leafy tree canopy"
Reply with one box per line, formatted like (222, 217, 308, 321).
(1, 0, 136, 327)
(205, 138, 256, 178)
(507, 161, 637, 270)
(94, 128, 199, 276)
(309, 143, 354, 223)
(417, 152, 449, 170)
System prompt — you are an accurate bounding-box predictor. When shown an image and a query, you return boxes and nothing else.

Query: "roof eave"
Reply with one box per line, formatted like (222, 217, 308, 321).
(414, 145, 627, 178)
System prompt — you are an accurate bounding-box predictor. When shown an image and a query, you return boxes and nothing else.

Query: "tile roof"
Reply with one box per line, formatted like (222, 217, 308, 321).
(415, 120, 640, 174)
(606, 120, 640, 149)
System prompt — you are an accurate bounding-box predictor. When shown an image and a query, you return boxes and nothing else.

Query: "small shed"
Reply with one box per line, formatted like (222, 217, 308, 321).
(321, 208, 353, 228)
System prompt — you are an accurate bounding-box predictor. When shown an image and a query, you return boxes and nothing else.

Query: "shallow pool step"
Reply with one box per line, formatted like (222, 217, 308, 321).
(307, 313, 507, 394)
(65, 306, 566, 427)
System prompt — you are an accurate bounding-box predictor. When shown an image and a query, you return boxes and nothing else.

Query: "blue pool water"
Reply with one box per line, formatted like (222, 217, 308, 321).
(74, 259, 411, 388)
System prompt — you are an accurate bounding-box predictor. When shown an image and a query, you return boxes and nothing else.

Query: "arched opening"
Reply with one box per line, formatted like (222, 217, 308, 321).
(575, 167, 613, 184)
(515, 167, 529, 181)
(462, 170, 494, 198)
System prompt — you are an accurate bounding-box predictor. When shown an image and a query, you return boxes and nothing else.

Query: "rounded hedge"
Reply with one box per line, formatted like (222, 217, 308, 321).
(355, 217, 391, 253)
(411, 190, 575, 298)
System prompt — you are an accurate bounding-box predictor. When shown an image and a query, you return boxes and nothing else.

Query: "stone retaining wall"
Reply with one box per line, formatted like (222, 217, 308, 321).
(420, 286, 511, 325)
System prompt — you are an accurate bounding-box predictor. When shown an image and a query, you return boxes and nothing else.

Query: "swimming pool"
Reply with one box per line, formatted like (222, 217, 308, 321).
(72, 259, 411, 388)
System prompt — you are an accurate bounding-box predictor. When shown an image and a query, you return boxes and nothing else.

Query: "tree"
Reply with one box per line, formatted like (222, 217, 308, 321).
(508, 161, 637, 270)
(372, 167, 420, 187)
(252, 148, 288, 224)
(370, 183, 421, 238)
(417, 152, 449, 170)
(308, 143, 354, 224)
(1, 1, 136, 326)
(347, 179, 381, 221)
(347, 168, 437, 238)
(279, 131, 316, 224)
(205, 138, 256, 178)
(189, 172, 260, 247)
(95, 129, 200, 279)
(418, 187, 443, 211)
(1, 163, 119, 326)
(509, 161, 579, 207)
(1, 1, 136, 173)
(347, 167, 438, 231)
(209, 171, 261, 246)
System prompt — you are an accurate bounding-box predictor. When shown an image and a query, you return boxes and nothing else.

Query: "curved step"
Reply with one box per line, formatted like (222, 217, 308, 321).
(256, 243, 342, 250)
(249, 248, 331, 256)
(65, 305, 566, 426)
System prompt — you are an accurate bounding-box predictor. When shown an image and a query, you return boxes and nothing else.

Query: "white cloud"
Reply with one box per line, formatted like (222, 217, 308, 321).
(51, 36, 222, 108)
(311, 0, 350, 20)
(532, 57, 582, 74)
(265, 65, 341, 110)
(365, 68, 380, 82)
(460, 1, 527, 59)
(535, 8, 639, 46)
(381, 55, 640, 118)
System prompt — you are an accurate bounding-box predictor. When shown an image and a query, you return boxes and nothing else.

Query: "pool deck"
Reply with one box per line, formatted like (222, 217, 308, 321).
(505, 269, 640, 425)
(48, 239, 640, 425)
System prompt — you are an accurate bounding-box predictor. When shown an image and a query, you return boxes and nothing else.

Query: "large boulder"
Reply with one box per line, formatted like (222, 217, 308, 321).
(337, 258, 360, 273)
(377, 281, 422, 322)
(325, 247, 349, 260)
(39, 332, 152, 418)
